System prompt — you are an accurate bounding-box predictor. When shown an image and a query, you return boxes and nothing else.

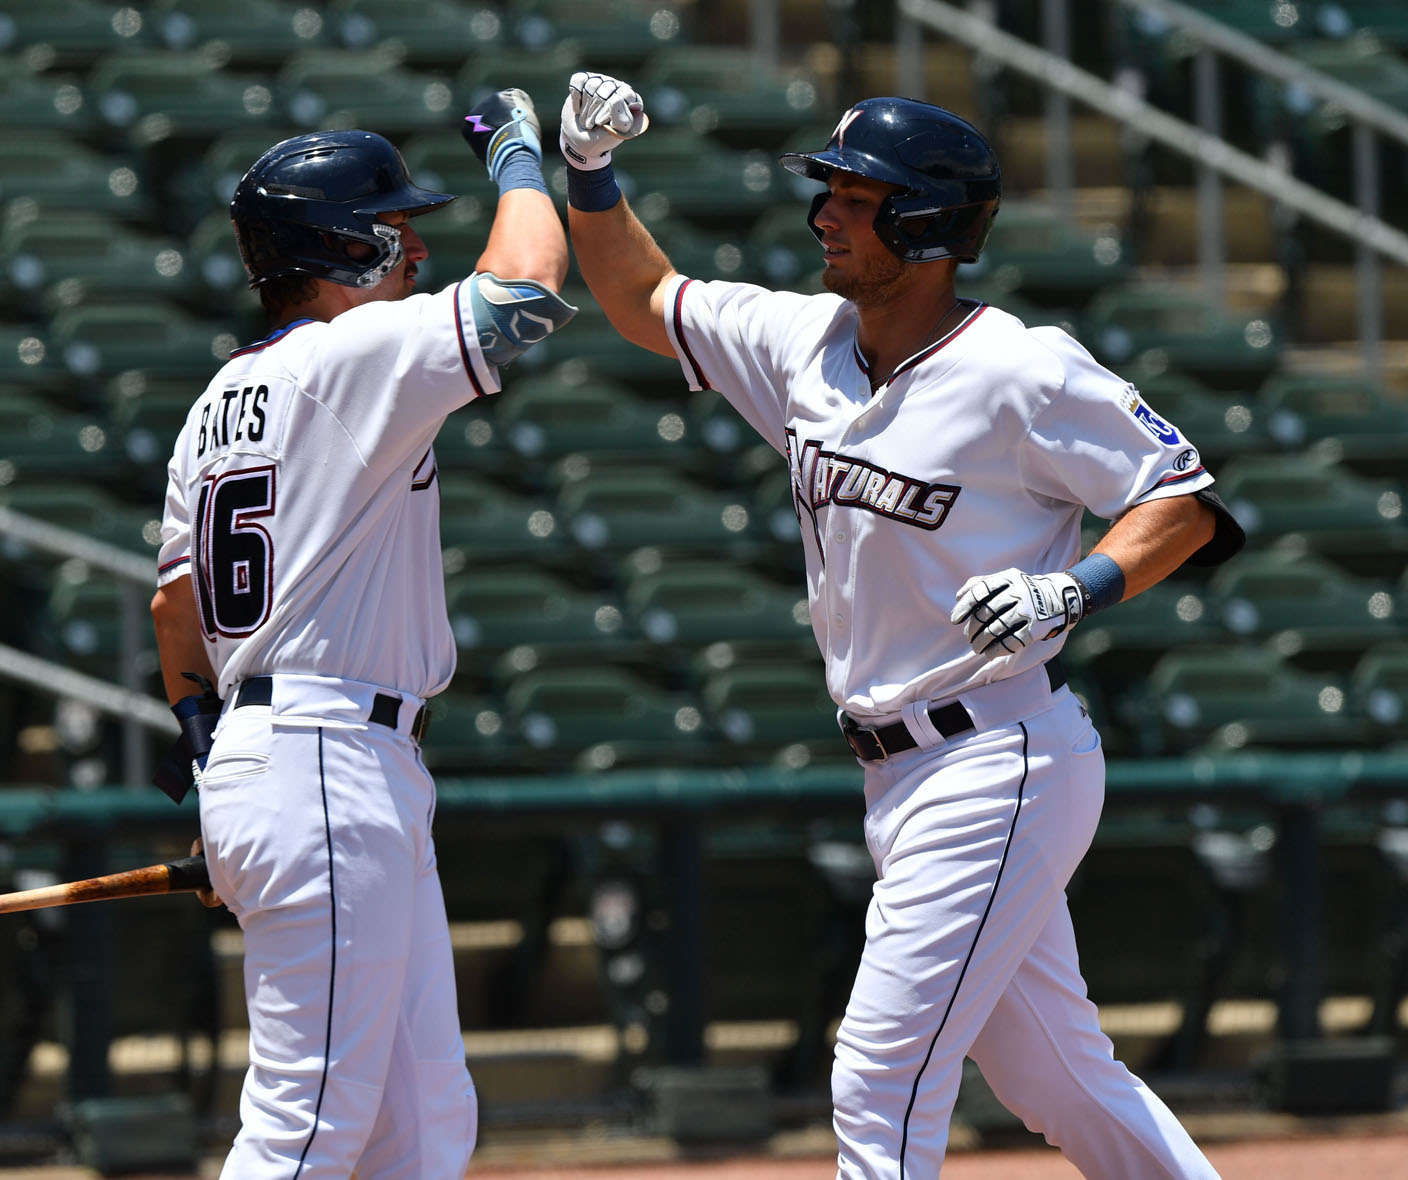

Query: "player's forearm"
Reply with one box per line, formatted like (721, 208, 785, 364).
(476, 189, 569, 291)
(1090, 493, 1216, 601)
(568, 198, 677, 355)
(151, 576, 217, 703)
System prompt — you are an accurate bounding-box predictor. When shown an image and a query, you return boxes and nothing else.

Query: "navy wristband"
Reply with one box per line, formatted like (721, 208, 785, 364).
(565, 163, 622, 212)
(1067, 553, 1125, 615)
(494, 149, 549, 198)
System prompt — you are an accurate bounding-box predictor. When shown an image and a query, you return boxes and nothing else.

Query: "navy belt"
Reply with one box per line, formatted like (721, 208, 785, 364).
(840, 658, 1067, 763)
(233, 676, 430, 744)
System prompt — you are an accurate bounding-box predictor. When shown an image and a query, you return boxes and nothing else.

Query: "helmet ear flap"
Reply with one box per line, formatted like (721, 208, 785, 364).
(805, 190, 828, 243)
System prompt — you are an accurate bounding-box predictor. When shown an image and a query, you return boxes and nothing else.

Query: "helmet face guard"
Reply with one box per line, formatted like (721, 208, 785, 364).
(782, 98, 1001, 264)
(230, 130, 455, 289)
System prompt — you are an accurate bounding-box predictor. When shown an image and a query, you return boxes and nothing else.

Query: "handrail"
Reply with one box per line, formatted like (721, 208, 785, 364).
(0, 643, 177, 737)
(0, 506, 154, 586)
(1120, 0, 1408, 149)
(896, 0, 1408, 267)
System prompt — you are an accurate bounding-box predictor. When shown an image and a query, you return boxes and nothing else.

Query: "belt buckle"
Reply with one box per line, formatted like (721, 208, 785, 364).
(840, 714, 886, 762)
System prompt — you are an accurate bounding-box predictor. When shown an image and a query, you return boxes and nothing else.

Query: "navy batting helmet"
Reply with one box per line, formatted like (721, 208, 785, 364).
(779, 97, 1000, 264)
(230, 130, 455, 289)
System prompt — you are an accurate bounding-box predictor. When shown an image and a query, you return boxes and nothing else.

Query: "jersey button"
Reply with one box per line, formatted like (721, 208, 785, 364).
(833, 613, 846, 628)
(834, 531, 847, 543)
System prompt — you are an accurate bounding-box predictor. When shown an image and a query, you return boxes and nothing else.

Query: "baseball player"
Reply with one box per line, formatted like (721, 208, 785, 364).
(149, 89, 572, 1179)
(559, 76, 1244, 1178)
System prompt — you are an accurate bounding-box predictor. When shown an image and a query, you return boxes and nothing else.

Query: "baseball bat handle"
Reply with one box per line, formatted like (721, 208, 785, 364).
(0, 853, 211, 914)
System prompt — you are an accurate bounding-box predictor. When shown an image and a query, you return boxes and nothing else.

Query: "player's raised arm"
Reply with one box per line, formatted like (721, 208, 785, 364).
(461, 88, 568, 291)
(559, 72, 678, 357)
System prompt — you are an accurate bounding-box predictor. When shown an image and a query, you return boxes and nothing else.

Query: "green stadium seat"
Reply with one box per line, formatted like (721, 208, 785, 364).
(446, 566, 633, 656)
(638, 44, 822, 148)
(1215, 454, 1408, 571)
(959, 200, 1131, 308)
(0, 483, 159, 556)
(495, 372, 699, 466)
(637, 211, 761, 285)
(48, 301, 226, 383)
(623, 561, 810, 647)
(46, 568, 153, 674)
(0, 206, 197, 316)
(1142, 644, 1371, 754)
(0, 137, 152, 221)
(1350, 643, 1408, 747)
(104, 371, 198, 486)
(1318, 2, 1408, 46)
(436, 471, 567, 564)
(745, 204, 825, 290)
(1208, 547, 1402, 673)
(331, 0, 504, 67)
(88, 49, 284, 144)
(503, 663, 714, 769)
(555, 464, 757, 555)
(276, 49, 458, 136)
(0, 58, 99, 137)
(507, 0, 681, 66)
(399, 129, 499, 215)
(1255, 372, 1408, 482)
(0, 396, 128, 485)
(511, 302, 687, 392)
(1180, 0, 1322, 42)
(700, 659, 837, 755)
(148, 0, 329, 63)
(453, 41, 584, 112)
(416, 690, 525, 775)
(609, 128, 781, 232)
(0, 0, 150, 68)
(0, 325, 66, 396)
(1063, 578, 1224, 748)
(1081, 283, 1282, 389)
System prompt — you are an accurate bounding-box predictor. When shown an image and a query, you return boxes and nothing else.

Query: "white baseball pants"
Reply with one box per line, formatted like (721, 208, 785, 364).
(199, 688, 475, 1180)
(833, 681, 1219, 1179)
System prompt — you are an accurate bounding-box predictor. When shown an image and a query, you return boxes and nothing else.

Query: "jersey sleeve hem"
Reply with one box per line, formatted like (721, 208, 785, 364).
(157, 554, 191, 587)
(453, 278, 503, 399)
(662, 274, 711, 392)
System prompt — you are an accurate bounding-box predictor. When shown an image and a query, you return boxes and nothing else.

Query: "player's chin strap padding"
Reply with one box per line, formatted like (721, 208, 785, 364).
(468, 272, 578, 366)
(841, 658, 1067, 762)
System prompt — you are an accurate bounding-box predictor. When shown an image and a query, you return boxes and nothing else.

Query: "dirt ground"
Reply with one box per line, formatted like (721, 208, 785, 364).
(462, 1129, 1408, 1179)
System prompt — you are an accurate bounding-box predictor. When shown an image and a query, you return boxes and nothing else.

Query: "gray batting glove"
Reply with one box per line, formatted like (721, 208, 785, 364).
(462, 87, 542, 181)
(951, 568, 1084, 657)
(559, 71, 648, 171)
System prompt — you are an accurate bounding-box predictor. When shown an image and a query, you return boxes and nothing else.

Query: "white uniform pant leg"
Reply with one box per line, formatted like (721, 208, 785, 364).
(832, 693, 1105, 1180)
(355, 860, 477, 1180)
(969, 902, 1220, 1180)
(200, 715, 473, 1180)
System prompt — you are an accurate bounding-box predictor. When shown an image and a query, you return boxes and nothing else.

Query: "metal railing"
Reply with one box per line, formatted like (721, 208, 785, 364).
(895, 0, 1408, 380)
(0, 508, 173, 788)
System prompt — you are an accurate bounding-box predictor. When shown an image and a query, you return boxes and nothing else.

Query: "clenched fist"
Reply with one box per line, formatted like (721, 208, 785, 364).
(951, 568, 1085, 658)
(560, 71, 648, 170)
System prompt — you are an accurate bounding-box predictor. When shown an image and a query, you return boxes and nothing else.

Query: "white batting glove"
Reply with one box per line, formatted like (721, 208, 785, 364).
(951, 568, 1085, 658)
(559, 71, 648, 171)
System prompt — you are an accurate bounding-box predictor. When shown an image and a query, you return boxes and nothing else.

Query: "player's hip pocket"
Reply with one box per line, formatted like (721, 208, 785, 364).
(200, 749, 270, 787)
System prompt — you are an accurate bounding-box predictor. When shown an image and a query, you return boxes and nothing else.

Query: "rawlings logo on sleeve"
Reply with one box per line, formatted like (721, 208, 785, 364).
(1121, 385, 1181, 445)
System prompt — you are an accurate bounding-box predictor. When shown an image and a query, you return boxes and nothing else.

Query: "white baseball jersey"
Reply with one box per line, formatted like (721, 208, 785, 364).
(663, 276, 1216, 719)
(157, 280, 501, 700)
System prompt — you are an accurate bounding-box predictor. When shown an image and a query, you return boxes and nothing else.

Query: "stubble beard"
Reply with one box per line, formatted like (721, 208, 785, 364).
(820, 247, 909, 308)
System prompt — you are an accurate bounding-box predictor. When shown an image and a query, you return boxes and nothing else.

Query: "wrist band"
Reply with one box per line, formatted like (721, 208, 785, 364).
(493, 149, 549, 198)
(1067, 553, 1125, 615)
(566, 163, 622, 212)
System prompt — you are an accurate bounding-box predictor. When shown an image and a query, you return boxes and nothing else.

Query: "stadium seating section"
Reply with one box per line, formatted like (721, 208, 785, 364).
(0, 0, 1406, 784)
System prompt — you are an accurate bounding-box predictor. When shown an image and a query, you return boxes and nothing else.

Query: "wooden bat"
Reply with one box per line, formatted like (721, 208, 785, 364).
(0, 854, 210, 914)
